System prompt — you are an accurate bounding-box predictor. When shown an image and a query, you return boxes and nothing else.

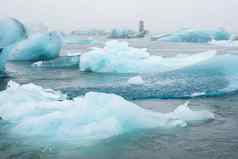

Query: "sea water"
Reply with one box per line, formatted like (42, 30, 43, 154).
(1, 38, 238, 159)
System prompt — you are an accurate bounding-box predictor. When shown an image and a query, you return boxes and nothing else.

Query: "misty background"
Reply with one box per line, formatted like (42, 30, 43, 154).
(1, 0, 237, 33)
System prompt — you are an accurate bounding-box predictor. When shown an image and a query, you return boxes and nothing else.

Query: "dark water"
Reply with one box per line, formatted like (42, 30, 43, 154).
(1, 40, 238, 159)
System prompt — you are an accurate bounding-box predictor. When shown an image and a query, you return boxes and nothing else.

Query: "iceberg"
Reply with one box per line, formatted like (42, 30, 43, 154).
(0, 81, 214, 144)
(0, 18, 27, 72)
(6, 31, 63, 61)
(80, 40, 217, 73)
(158, 28, 231, 43)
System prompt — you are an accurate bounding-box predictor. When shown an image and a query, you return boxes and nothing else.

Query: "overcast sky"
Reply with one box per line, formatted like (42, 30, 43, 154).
(1, 0, 238, 32)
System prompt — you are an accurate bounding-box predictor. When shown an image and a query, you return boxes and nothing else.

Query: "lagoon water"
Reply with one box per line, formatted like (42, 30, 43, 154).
(1, 38, 238, 159)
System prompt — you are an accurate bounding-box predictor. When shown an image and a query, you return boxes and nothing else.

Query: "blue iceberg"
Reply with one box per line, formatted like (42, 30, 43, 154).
(158, 28, 231, 43)
(0, 18, 27, 72)
(7, 31, 63, 61)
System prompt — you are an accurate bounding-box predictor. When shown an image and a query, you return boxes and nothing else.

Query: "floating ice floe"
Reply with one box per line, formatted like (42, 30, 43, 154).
(128, 76, 145, 85)
(6, 32, 63, 61)
(0, 18, 27, 72)
(0, 81, 214, 144)
(80, 40, 217, 73)
(157, 28, 231, 43)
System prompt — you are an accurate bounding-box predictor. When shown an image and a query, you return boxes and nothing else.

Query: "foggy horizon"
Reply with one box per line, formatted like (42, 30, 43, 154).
(1, 0, 238, 33)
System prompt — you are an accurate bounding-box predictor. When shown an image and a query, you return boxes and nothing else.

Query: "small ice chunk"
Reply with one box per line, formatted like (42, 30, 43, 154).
(171, 101, 215, 123)
(128, 76, 145, 85)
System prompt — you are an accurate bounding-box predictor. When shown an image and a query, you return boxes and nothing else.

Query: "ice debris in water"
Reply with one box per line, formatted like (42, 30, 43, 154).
(158, 28, 231, 43)
(6, 32, 63, 61)
(0, 81, 214, 144)
(0, 18, 27, 72)
(128, 76, 145, 85)
(80, 40, 217, 73)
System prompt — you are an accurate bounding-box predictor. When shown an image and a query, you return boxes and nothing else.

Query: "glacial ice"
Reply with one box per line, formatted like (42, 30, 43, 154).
(128, 76, 145, 85)
(6, 32, 63, 61)
(0, 18, 27, 72)
(0, 81, 214, 144)
(80, 40, 217, 73)
(158, 28, 231, 43)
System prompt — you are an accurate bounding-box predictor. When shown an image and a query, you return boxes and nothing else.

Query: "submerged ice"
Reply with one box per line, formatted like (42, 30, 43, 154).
(0, 81, 214, 144)
(80, 40, 216, 73)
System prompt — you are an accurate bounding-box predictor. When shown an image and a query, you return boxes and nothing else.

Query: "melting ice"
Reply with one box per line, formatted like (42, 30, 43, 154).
(0, 81, 214, 145)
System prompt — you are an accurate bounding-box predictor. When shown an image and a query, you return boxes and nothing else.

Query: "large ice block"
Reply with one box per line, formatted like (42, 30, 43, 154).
(7, 32, 63, 61)
(158, 28, 231, 43)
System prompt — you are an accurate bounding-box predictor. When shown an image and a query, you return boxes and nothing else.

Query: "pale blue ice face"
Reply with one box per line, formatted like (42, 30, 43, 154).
(7, 31, 63, 61)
